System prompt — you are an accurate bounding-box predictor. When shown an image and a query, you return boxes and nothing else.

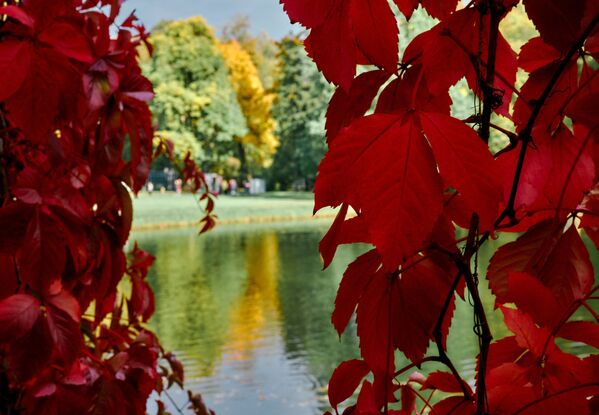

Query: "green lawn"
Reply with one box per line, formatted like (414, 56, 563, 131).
(132, 191, 336, 230)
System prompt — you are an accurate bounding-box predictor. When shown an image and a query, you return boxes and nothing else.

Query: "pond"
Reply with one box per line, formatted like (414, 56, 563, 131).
(132, 221, 598, 415)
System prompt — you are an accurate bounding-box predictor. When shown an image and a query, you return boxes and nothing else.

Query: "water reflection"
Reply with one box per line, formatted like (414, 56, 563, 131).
(133, 223, 597, 415)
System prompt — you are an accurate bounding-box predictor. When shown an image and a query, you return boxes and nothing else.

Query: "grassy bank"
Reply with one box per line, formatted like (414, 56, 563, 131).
(132, 191, 336, 230)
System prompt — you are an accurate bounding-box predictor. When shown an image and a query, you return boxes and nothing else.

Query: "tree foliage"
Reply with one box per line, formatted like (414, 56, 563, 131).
(280, 0, 599, 414)
(144, 17, 248, 172)
(270, 37, 333, 190)
(218, 40, 278, 172)
(0, 1, 214, 413)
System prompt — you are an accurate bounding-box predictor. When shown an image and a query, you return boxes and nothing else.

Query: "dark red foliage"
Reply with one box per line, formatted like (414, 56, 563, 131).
(281, 0, 599, 413)
(0, 1, 215, 413)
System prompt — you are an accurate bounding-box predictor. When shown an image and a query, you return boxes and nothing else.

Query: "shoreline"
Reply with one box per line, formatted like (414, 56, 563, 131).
(131, 212, 337, 232)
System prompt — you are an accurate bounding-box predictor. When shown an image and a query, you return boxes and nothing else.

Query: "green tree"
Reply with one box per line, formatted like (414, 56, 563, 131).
(269, 37, 333, 190)
(143, 17, 248, 172)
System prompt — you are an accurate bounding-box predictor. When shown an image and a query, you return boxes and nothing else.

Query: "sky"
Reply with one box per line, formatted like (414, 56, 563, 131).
(122, 0, 301, 39)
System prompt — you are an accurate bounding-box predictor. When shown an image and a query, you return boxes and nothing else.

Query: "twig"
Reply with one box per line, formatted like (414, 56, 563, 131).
(497, 13, 599, 225)
(431, 270, 472, 399)
(581, 301, 599, 322)
(163, 389, 186, 415)
(478, 0, 503, 143)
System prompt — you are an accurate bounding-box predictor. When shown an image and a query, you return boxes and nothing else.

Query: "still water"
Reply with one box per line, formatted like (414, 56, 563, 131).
(132, 222, 597, 415)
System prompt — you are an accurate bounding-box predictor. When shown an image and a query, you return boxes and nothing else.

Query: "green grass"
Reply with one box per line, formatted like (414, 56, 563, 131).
(132, 191, 336, 230)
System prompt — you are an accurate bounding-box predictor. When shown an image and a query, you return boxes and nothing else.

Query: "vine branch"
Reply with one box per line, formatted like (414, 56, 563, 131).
(497, 13, 599, 225)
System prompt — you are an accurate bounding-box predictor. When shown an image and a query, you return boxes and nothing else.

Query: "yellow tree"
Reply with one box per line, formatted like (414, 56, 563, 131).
(218, 40, 278, 173)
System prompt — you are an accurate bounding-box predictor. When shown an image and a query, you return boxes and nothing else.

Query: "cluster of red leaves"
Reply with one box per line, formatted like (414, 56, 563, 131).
(0, 1, 214, 414)
(281, 0, 599, 414)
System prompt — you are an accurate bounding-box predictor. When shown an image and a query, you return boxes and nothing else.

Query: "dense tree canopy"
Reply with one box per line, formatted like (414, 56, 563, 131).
(144, 17, 248, 172)
(219, 40, 278, 174)
(270, 37, 333, 190)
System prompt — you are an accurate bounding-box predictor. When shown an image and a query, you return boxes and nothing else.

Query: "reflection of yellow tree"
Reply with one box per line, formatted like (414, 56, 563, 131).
(224, 233, 281, 362)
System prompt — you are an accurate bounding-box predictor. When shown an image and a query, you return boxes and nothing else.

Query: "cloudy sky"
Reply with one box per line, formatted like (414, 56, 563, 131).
(122, 0, 300, 38)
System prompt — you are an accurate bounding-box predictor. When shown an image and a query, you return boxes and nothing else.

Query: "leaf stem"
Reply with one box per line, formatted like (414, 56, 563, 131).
(478, 0, 502, 143)
(497, 13, 599, 225)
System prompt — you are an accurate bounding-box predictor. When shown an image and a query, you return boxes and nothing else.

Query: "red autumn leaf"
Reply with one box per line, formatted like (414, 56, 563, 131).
(320, 205, 370, 268)
(0, 40, 32, 101)
(518, 37, 561, 73)
(557, 321, 599, 350)
(328, 359, 371, 410)
(349, 0, 399, 74)
(430, 396, 476, 415)
(523, 0, 587, 52)
(38, 22, 94, 63)
(501, 307, 548, 357)
(393, 256, 456, 362)
(513, 60, 579, 134)
(422, 371, 472, 394)
(16, 207, 67, 295)
(355, 381, 379, 414)
(375, 66, 452, 115)
(487, 220, 594, 308)
(315, 113, 444, 269)
(0, 5, 35, 27)
(326, 70, 390, 142)
(332, 249, 381, 337)
(507, 125, 595, 217)
(506, 272, 561, 328)
(46, 304, 82, 364)
(0, 294, 41, 343)
(283, 0, 399, 89)
(419, 112, 503, 230)
(403, 8, 517, 117)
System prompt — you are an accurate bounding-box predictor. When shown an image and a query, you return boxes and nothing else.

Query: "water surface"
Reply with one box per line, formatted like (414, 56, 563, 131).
(133, 222, 597, 414)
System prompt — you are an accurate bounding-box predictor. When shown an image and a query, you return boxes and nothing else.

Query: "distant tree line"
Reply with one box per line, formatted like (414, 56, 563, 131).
(143, 7, 535, 190)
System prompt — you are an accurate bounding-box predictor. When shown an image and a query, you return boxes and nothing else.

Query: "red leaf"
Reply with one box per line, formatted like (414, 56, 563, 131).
(0, 203, 34, 254)
(422, 371, 472, 394)
(511, 125, 594, 216)
(47, 290, 81, 323)
(558, 321, 599, 350)
(419, 112, 503, 230)
(284, 0, 399, 89)
(0, 40, 32, 102)
(0, 5, 35, 27)
(17, 207, 67, 295)
(350, 0, 399, 74)
(320, 204, 370, 269)
(487, 220, 594, 309)
(279, 0, 333, 28)
(46, 304, 82, 364)
(328, 359, 370, 410)
(393, 256, 456, 362)
(376, 66, 451, 115)
(306, 3, 356, 90)
(393, 0, 419, 20)
(513, 60, 578, 134)
(501, 307, 548, 357)
(420, 0, 459, 20)
(506, 272, 560, 328)
(523, 0, 586, 52)
(39, 22, 94, 62)
(0, 294, 41, 343)
(356, 381, 379, 414)
(315, 113, 444, 269)
(332, 249, 381, 337)
(326, 70, 390, 142)
(518, 37, 561, 73)
(431, 396, 476, 415)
